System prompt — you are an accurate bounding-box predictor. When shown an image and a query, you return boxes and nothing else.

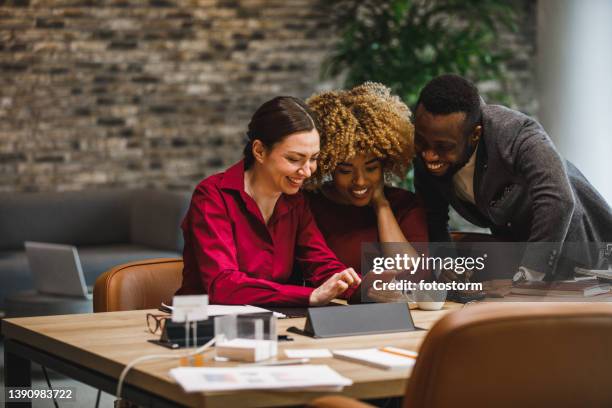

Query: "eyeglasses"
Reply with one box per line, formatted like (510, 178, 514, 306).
(146, 313, 170, 334)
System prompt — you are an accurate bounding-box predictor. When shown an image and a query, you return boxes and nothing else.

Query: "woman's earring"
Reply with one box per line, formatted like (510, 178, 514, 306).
(383, 171, 392, 185)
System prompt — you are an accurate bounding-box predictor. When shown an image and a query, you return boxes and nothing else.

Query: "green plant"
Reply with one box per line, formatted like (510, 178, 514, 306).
(321, 0, 520, 190)
(322, 0, 519, 108)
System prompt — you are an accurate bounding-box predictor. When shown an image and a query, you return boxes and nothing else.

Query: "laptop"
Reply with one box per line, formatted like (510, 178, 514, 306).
(25, 241, 92, 299)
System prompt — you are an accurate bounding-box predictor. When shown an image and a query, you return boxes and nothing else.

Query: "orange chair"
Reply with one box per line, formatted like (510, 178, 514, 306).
(93, 257, 183, 312)
(309, 302, 612, 408)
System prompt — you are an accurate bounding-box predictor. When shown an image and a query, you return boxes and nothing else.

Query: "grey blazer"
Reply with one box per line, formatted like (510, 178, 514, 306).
(415, 104, 612, 278)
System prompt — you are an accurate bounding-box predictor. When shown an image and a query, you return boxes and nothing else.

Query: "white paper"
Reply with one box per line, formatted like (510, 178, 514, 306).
(162, 303, 285, 319)
(285, 349, 332, 358)
(169, 365, 352, 393)
(207, 305, 286, 318)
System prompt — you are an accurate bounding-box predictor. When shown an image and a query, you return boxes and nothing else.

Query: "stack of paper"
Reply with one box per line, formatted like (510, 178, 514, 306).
(169, 365, 352, 392)
(332, 347, 418, 370)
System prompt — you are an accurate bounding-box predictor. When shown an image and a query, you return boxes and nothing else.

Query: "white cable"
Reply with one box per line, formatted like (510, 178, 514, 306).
(115, 337, 215, 403)
(184, 320, 190, 351)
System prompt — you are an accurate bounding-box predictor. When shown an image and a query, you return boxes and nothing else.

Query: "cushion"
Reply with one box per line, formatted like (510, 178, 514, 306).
(0, 190, 132, 250)
(129, 190, 190, 252)
(78, 244, 180, 284)
(0, 250, 32, 308)
(0, 245, 180, 309)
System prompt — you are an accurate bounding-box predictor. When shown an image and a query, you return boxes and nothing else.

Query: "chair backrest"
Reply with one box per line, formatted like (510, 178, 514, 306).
(0, 189, 190, 251)
(404, 302, 612, 408)
(0, 189, 132, 250)
(93, 258, 183, 312)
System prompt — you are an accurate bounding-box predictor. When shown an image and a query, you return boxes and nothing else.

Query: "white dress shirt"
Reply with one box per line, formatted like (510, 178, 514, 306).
(452, 145, 478, 205)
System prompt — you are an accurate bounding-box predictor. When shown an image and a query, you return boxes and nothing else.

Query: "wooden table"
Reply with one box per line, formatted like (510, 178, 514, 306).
(2, 303, 461, 407)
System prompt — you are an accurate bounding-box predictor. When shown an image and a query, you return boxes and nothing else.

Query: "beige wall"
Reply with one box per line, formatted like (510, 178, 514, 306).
(538, 0, 612, 205)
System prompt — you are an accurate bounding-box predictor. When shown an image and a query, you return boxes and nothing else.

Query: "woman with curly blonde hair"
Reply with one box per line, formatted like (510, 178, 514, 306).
(305, 82, 429, 283)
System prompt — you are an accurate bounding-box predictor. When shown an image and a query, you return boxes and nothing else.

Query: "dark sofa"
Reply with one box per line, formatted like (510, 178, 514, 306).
(0, 189, 190, 310)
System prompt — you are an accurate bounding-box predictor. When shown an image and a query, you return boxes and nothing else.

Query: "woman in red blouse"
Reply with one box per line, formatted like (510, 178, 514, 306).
(176, 96, 361, 306)
(305, 83, 430, 285)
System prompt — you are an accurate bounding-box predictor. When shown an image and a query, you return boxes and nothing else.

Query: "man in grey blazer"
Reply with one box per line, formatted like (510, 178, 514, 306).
(414, 74, 612, 281)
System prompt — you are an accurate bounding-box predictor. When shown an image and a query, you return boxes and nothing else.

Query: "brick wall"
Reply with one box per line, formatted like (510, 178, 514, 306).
(0, 0, 537, 193)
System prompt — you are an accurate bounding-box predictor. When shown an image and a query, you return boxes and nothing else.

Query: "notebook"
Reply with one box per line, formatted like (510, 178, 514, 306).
(511, 278, 610, 297)
(332, 346, 418, 370)
(25, 241, 92, 299)
(575, 266, 612, 281)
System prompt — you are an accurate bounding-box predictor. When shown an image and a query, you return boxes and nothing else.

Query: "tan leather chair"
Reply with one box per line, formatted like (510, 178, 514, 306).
(309, 302, 612, 408)
(93, 257, 183, 312)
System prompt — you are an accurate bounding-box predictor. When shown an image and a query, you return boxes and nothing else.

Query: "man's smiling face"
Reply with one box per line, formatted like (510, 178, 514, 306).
(414, 104, 479, 177)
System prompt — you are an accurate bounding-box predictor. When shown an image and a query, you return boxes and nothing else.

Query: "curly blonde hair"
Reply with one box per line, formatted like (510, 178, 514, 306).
(306, 82, 414, 186)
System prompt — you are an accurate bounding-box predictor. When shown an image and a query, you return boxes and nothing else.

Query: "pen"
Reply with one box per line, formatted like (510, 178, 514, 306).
(239, 358, 310, 367)
(379, 346, 418, 359)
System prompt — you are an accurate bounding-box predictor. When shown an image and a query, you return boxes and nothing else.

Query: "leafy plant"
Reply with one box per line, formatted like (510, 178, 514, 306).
(321, 0, 520, 191)
(321, 0, 519, 108)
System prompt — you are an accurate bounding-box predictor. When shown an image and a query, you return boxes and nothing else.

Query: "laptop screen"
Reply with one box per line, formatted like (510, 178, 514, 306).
(25, 241, 90, 298)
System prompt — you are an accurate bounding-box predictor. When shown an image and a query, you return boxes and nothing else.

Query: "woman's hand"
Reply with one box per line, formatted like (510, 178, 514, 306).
(309, 268, 361, 306)
(362, 269, 410, 303)
(370, 179, 389, 210)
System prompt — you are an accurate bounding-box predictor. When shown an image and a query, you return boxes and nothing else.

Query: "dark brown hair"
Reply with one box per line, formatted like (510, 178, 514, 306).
(243, 96, 318, 169)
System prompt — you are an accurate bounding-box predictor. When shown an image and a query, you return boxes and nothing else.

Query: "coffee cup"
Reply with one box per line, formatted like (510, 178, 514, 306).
(413, 288, 447, 311)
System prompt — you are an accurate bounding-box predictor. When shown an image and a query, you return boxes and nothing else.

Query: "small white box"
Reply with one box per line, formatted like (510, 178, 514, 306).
(216, 339, 276, 362)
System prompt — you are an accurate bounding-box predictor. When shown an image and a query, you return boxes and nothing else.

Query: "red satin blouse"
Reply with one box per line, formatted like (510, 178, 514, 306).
(176, 160, 350, 306)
